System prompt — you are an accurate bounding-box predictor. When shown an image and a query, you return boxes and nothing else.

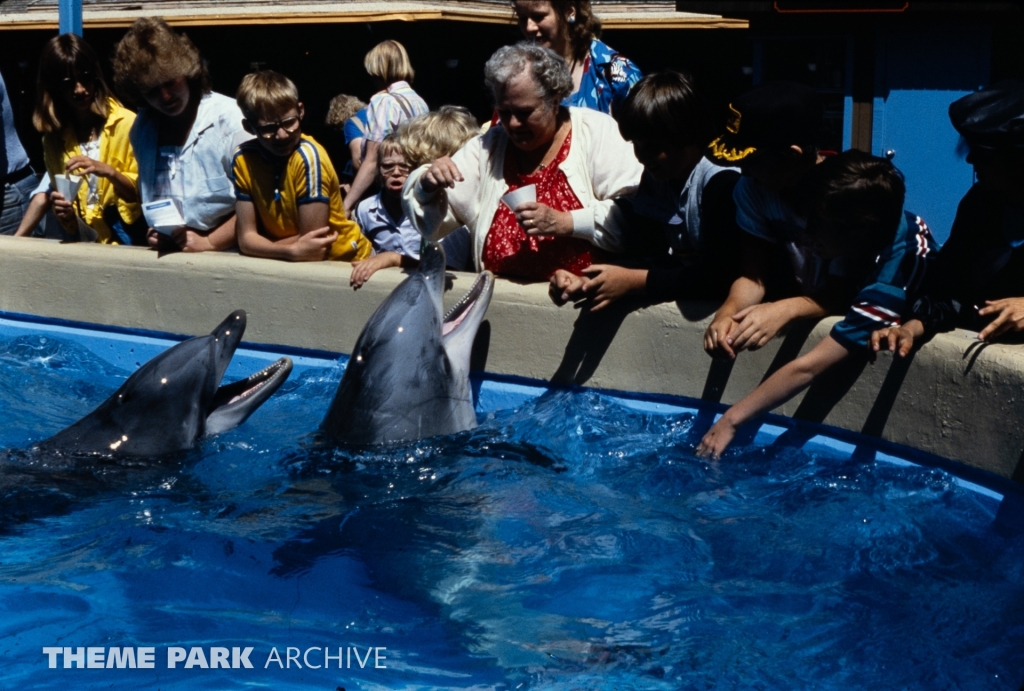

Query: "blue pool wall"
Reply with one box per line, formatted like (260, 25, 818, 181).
(3, 312, 1020, 512)
(1, 236, 1022, 481)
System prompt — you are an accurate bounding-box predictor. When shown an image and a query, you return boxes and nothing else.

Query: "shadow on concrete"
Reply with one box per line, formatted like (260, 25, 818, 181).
(860, 350, 917, 438)
(551, 299, 635, 385)
(792, 355, 868, 424)
(962, 339, 989, 376)
(470, 320, 491, 373)
(677, 300, 719, 322)
(690, 358, 736, 440)
(1013, 448, 1024, 485)
(701, 358, 734, 404)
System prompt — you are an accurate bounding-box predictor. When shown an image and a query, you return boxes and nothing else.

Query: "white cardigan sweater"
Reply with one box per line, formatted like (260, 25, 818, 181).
(402, 106, 643, 272)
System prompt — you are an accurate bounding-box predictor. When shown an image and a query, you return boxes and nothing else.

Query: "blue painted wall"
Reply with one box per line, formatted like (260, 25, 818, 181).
(871, 26, 991, 245)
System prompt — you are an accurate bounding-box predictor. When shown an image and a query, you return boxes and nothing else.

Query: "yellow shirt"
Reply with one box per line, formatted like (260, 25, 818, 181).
(42, 98, 140, 244)
(231, 134, 370, 261)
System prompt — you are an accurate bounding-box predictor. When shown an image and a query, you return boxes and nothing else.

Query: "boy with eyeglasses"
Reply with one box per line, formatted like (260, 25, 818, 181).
(232, 71, 370, 262)
(349, 134, 419, 288)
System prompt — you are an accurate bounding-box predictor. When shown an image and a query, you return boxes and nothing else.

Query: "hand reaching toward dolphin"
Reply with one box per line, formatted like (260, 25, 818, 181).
(419, 155, 464, 193)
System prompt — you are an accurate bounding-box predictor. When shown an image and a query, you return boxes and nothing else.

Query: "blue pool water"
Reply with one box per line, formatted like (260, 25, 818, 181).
(0, 315, 1022, 690)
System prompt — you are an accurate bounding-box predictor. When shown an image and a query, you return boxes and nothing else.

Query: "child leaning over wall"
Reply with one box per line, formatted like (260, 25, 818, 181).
(697, 150, 936, 459)
(349, 134, 417, 288)
(549, 71, 743, 311)
(703, 82, 832, 360)
(232, 70, 370, 263)
(350, 106, 480, 286)
(871, 80, 1024, 355)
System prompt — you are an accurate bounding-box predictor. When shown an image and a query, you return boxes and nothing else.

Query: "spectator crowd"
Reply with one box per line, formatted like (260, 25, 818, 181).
(2, 0, 1022, 458)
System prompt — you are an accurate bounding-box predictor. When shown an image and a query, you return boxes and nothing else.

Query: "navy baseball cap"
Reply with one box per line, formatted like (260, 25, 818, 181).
(949, 80, 1024, 152)
(709, 81, 823, 162)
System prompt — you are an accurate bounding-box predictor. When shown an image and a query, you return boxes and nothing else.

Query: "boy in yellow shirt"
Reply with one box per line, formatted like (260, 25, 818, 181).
(232, 71, 370, 262)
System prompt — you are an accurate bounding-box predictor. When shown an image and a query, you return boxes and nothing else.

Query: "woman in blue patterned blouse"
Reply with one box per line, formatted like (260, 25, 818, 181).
(513, 0, 642, 116)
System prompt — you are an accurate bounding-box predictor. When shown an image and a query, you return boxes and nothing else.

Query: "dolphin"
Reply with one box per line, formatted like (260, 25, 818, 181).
(35, 310, 293, 457)
(321, 242, 494, 445)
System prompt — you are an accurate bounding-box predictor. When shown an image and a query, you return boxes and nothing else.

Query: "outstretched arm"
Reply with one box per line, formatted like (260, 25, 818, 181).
(697, 335, 852, 459)
(344, 139, 378, 216)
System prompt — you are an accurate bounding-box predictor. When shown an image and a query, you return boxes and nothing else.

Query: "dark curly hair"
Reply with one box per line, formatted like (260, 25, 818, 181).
(512, 0, 601, 64)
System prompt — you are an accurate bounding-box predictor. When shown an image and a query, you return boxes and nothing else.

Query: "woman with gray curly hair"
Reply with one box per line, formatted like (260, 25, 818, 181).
(403, 42, 642, 280)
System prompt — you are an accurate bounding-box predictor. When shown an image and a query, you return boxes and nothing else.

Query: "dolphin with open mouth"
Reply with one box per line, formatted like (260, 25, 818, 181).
(36, 310, 293, 457)
(321, 242, 494, 445)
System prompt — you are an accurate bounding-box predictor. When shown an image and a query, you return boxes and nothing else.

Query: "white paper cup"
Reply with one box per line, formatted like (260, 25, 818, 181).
(501, 184, 536, 211)
(55, 174, 83, 201)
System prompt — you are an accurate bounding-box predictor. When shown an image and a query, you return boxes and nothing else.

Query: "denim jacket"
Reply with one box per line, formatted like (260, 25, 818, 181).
(131, 92, 252, 232)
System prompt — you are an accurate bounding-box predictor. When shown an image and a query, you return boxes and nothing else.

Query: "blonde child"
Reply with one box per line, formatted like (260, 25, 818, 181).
(232, 71, 370, 262)
(350, 106, 480, 287)
(402, 106, 480, 271)
(324, 93, 367, 189)
(350, 135, 417, 288)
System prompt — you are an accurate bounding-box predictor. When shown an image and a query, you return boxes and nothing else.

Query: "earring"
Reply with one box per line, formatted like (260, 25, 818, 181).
(568, 14, 576, 23)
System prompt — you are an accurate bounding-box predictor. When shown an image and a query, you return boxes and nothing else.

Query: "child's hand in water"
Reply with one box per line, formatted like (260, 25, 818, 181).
(696, 415, 738, 460)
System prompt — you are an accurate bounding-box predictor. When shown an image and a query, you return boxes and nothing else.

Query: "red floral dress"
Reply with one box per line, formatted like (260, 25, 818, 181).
(482, 130, 604, 280)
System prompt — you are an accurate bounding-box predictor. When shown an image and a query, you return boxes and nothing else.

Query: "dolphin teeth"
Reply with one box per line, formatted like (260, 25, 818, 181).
(214, 358, 290, 409)
(228, 379, 265, 406)
(442, 271, 492, 335)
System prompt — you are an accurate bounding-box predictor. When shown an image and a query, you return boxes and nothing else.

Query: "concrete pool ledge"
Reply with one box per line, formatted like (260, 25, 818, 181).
(1, 235, 1022, 481)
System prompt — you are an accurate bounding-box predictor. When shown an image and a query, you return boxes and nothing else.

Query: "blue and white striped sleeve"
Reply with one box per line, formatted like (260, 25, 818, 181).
(231, 148, 252, 202)
(830, 212, 936, 351)
(294, 141, 329, 204)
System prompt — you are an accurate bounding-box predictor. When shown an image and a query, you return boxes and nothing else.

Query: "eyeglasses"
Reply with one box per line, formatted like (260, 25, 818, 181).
(254, 116, 301, 139)
(60, 71, 94, 90)
(380, 162, 411, 175)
